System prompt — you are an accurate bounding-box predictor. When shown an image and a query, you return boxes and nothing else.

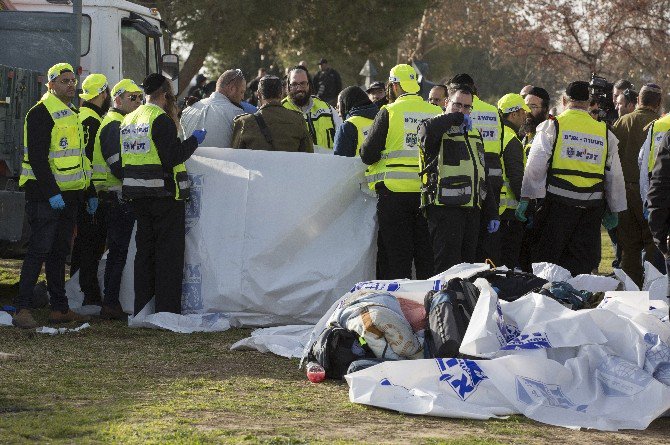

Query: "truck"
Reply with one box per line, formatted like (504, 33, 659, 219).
(0, 0, 179, 252)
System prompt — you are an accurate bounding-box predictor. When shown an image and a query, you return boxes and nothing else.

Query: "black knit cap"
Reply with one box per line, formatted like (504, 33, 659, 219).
(366, 81, 385, 92)
(142, 73, 167, 95)
(565, 81, 590, 101)
(527, 86, 550, 103)
(449, 73, 475, 86)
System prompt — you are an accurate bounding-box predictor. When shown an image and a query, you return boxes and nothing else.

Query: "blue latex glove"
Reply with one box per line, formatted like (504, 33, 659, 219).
(602, 211, 619, 230)
(460, 114, 473, 133)
(515, 200, 529, 222)
(487, 219, 500, 233)
(192, 128, 207, 144)
(643, 202, 650, 220)
(48, 194, 65, 210)
(86, 197, 98, 215)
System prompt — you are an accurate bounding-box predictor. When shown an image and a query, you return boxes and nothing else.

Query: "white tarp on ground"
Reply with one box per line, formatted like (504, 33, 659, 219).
(233, 263, 670, 431)
(65, 147, 377, 329)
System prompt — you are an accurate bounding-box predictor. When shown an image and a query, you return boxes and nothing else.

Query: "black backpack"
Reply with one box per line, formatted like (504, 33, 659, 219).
(308, 325, 376, 380)
(424, 277, 480, 358)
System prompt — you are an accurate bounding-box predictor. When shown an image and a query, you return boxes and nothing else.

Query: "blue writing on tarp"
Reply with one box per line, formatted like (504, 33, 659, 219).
(185, 174, 204, 235)
(516, 376, 587, 412)
(494, 300, 519, 347)
(351, 281, 401, 292)
(436, 358, 487, 401)
(182, 263, 203, 311)
(597, 355, 652, 397)
(644, 333, 670, 386)
(502, 332, 552, 350)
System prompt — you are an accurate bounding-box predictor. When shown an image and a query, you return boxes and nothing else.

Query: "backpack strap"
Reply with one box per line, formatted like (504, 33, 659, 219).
(253, 111, 275, 149)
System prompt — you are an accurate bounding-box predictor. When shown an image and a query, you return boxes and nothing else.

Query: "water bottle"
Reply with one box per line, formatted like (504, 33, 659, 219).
(306, 361, 326, 383)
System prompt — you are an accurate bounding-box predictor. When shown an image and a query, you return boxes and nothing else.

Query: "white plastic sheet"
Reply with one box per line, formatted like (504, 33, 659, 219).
(66, 148, 377, 329)
(346, 275, 670, 431)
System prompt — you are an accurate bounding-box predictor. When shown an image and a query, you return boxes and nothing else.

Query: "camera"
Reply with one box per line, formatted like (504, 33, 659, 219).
(588, 73, 616, 123)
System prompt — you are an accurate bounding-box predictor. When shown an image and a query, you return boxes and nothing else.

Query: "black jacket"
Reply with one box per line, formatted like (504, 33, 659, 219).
(500, 119, 524, 219)
(99, 108, 125, 181)
(151, 114, 199, 198)
(23, 102, 84, 203)
(647, 132, 670, 255)
(333, 103, 379, 157)
(313, 68, 342, 103)
(418, 113, 498, 221)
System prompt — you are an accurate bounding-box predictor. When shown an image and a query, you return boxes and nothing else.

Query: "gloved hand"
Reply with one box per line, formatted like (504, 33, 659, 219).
(602, 211, 619, 230)
(460, 114, 473, 133)
(487, 219, 500, 233)
(643, 202, 650, 221)
(515, 199, 529, 222)
(86, 197, 98, 215)
(48, 194, 65, 210)
(192, 128, 207, 144)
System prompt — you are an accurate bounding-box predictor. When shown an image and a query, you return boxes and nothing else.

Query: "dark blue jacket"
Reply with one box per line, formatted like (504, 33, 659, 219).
(333, 103, 379, 157)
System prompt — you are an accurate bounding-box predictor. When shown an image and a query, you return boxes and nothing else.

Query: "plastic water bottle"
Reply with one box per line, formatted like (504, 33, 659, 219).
(306, 361, 326, 383)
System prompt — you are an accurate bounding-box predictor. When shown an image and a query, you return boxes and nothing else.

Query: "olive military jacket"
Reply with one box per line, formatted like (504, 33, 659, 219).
(231, 103, 314, 153)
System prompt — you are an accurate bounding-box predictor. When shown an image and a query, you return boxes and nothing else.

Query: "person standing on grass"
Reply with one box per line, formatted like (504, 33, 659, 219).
(13, 63, 93, 329)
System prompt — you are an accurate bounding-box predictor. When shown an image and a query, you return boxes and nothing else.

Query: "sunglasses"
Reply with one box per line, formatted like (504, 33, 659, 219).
(57, 78, 78, 86)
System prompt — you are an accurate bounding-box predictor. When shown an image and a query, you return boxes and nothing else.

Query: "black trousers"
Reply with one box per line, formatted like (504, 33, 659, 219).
(499, 218, 524, 270)
(376, 190, 433, 280)
(476, 218, 501, 265)
(131, 197, 185, 315)
(70, 200, 108, 302)
(16, 200, 77, 312)
(532, 197, 604, 276)
(427, 205, 480, 274)
(103, 195, 136, 307)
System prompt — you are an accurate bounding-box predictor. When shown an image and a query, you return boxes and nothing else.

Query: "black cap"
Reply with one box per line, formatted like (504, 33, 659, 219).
(449, 73, 474, 86)
(527, 86, 550, 103)
(565, 81, 590, 101)
(142, 73, 167, 95)
(366, 81, 385, 92)
(195, 74, 207, 83)
(318, 58, 327, 65)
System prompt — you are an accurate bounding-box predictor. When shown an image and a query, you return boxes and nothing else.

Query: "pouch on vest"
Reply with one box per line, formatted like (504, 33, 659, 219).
(438, 175, 472, 206)
(308, 325, 376, 380)
(423, 278, 480, 358)
(442, 137, 470, 166)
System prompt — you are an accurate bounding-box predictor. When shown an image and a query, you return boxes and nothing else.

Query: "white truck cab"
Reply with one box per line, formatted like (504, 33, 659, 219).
(6, 0, 178, 86)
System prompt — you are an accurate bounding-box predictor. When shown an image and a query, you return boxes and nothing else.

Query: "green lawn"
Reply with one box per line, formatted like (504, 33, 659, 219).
(1, 242, 668, 444)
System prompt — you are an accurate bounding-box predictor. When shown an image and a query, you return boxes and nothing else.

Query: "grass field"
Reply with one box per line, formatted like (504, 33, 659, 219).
(0, 232, 668, 444)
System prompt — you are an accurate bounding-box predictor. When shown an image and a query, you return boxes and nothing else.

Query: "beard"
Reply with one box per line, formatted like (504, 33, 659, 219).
(521, 112, 546, 135)
(101, 92, 112, 115)
(164, 93, 178, 123)
(289, 89, 309, 107)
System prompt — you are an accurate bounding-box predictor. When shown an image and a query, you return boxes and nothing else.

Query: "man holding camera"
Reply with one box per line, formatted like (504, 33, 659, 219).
(612, 84, 665, 286)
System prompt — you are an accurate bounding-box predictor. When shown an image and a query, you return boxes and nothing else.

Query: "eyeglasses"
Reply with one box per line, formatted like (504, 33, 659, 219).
(527, 104, 543, 110)
(57, 78, 78, 86)
(448, 100, 473, 111)
(128, 94, 143, 102)
(289, 81, 309, 89)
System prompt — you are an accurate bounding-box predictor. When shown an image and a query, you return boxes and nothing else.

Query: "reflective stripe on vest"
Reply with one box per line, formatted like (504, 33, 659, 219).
(364, 94, 442, 192)
(424, 128, 486, 208)
(282, 96, 336, 149)
(20, 92, 88, 191)
(547, 109, 608, 207)
(648, 115, 670, 173)
(499, 124, 523, 214)
(346, 115, 373, 156)
(92, 110, 124, 191)
(120, 104, 189, 200)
